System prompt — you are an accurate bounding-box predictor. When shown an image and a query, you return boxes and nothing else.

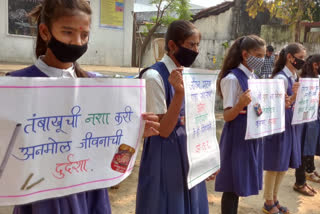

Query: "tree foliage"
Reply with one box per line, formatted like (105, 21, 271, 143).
(246, 0, 320, 24)
(246, 0, 320, 41)
(150, 0, 192, 25)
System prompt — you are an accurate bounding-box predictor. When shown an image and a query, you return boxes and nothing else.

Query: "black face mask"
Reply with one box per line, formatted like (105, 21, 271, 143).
(174, 46, 198, 67)
(292, 56, 305, 70)
(48, 35, 88, 63)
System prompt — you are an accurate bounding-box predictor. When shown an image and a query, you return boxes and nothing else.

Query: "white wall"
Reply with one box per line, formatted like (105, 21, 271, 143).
(0, 0, 134, 66)
(194, 9, 234, 41)
(193, 8, 234, 69)
(268, 42, 320, 56)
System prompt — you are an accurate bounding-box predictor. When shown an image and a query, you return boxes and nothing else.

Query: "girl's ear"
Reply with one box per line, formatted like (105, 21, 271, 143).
(312, 62, 319, 71)
(39, 23, 51, 43)
(168, 40, 178, 56)
(287, 53, 294, 64)
(242, 50, 249, 62)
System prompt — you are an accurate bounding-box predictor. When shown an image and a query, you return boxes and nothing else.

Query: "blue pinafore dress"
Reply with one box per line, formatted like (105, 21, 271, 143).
(264, 70, 301, 171)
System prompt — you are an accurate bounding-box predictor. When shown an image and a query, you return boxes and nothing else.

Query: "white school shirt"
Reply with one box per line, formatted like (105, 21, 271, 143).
(35, 56, 77, 78)
(274, 66, 297, 91)
(141, 55, 177, 114)
(220, 64, 255, 109)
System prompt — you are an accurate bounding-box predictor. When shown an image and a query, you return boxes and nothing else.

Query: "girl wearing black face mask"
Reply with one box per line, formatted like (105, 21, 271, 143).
(7, 0, 160, 214)
(262, 43, 306, 214)
(294, 54, 320, 197)
(137, 20, 209, 214)
(7, 1, 108, 213)
(8, 0, 91, 78)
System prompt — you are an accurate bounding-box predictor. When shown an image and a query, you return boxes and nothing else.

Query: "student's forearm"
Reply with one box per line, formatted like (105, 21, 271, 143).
(159, 92, 184, 138)
(223, 103, 244, 122)
(289, 94, 297, 105)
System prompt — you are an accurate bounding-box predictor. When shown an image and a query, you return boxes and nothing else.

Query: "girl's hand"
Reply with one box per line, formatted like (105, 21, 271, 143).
(285, 94, 291, 109)
(169, 68, 184, 95)
(206, 170, 220, 181)
(292, 82, 300, 96)
(288, 82, 300, 105)
(237, 90, 251, 109)
(142, 113, 160, 137)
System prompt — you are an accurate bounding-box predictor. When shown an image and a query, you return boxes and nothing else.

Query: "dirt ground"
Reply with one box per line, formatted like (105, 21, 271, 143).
(109, 153, 320, 214)
(0, 63, 319, 213)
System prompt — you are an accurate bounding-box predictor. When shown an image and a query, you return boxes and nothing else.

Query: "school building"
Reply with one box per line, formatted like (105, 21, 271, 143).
(0, 0, 134, 67)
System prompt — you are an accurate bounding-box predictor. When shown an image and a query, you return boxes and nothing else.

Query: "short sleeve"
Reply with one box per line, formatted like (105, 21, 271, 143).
(220, 74, 241, 109)
(142, 69, 167, 114)
(274, 74, 288, 91)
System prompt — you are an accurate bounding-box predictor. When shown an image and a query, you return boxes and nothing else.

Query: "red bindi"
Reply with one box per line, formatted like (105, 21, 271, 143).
(80, 27, 83, 30)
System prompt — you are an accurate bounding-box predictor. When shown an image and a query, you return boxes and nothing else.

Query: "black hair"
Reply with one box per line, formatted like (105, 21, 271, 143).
(272, 43, 306, 77)
(266, 45, 274, 52)
(29, 0, 92, 77)
(300, 54, 320, 78)
(165, 20, 200, 52)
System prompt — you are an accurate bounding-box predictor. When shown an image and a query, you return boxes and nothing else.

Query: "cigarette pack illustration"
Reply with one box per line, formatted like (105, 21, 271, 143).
(111, 144, 135, 173)
(254, 103, 263, 117)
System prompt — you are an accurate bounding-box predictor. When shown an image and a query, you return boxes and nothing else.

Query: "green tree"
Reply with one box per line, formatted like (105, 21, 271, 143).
(310, 1, 320, 22)
(138, 0, 191, 66)
(246, 0, 320, 41)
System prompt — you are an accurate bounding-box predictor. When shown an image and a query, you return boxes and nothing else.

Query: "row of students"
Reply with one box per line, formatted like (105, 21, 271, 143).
(8, 1, 214, 213)
(7, 1, 320, 214)
(216, 40, 320, 214)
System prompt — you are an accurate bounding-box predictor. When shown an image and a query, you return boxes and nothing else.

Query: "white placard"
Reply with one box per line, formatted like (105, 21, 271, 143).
(183, 68, 220, 189)
(245, 79, 285, 140)
(0, 77, 145, 205)
(292, 78, 319, 125)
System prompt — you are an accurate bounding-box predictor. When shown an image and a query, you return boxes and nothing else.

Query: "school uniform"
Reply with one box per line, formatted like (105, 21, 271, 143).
(215, 64, 264, 197)
(297, 107, 320, 156)
(136, 55, 208, 214)
(295, 70, 320, 183)
(9, 57, 111, 214)
(264, 66, 301, 171)
(317, 111, 320, 156)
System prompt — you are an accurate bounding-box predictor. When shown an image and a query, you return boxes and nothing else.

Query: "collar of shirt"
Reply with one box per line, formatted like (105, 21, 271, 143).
(35, 56, 76, 78)
(238, 63, 255, 79)
(161, 54, 177, 74)
(283, 66, 297, 81)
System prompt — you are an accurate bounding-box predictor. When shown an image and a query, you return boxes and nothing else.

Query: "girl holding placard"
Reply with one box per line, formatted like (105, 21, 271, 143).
(137, 20, 212, 214)
(7, 0, 160, 213)
(263, 43, 306, 214)
(294, 54, 320, 196)
(215, 35, 266, 214)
